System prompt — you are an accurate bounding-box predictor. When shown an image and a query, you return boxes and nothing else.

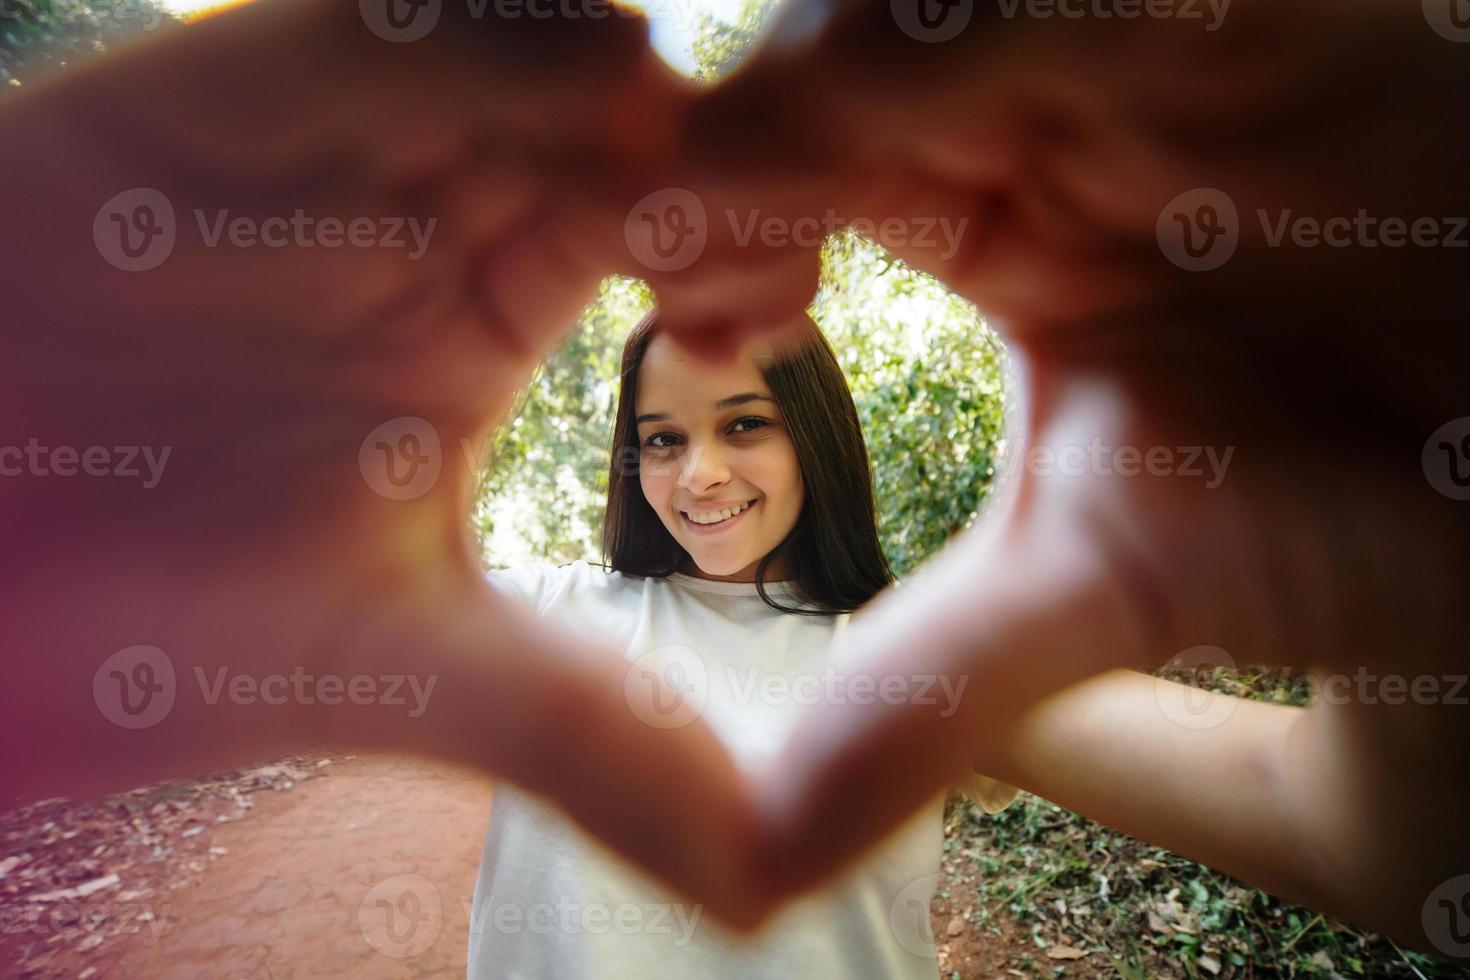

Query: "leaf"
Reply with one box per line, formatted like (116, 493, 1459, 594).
(1046, 945, 1088, 960)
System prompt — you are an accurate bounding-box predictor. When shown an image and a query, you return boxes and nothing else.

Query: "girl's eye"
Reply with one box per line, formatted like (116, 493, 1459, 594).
(641, 418, 769, 450)
(642, 432, 680, 450)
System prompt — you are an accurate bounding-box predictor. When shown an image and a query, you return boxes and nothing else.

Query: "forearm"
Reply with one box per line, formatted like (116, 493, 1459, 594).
(978, 669, 1332, 917)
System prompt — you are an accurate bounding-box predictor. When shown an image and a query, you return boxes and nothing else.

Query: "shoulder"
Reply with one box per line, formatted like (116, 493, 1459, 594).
(484, 559, 641, 617)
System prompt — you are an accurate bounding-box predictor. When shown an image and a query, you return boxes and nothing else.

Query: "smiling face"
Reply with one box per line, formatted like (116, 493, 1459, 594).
(634, 332, 805, 582)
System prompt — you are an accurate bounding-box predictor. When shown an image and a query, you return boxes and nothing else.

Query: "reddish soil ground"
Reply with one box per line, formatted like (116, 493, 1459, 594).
(5, 755, 1057, 979)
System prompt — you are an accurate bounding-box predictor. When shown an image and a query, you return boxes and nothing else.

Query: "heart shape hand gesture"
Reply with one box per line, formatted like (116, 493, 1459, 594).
(2, 0, 1466, 955)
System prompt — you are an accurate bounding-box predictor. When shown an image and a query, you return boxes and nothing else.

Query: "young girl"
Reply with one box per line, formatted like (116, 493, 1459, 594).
(468, 310, 1016, 978)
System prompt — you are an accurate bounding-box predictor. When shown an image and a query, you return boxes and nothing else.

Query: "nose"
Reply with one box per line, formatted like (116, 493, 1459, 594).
(676, 438, 731, 495)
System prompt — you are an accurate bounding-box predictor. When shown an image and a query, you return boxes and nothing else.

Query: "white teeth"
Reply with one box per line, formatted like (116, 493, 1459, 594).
(685, 500, 751, 525)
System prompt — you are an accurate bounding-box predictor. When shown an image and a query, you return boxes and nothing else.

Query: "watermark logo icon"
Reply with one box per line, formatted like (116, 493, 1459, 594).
(94, 188, 176, 272)
(892, 0, 972, 41)
(1423, 875, 1470, 958)
(624, 645, 709, 729)
(93, 645, 176, 730)
(888, 873, 941, 957)
(1424, 0, 1470, 41)
(1157, 188, 1239, 271)
(625, 188, 708, 272)
(1423, 417, 1470, 500)
(360, 0, 441, 41)
(359, 874, 442, 958)
(1154, 645, 1239, 730)
(359, 417, 442, 500)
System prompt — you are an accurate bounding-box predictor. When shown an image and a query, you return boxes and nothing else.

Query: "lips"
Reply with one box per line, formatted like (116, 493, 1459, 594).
(680, 498, 758, 534)
(683, 499, 754, 524)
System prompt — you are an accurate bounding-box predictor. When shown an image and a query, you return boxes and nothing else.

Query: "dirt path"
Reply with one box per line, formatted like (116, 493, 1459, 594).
(105, 755, 494, 980)
(9, 755, 1039, 979)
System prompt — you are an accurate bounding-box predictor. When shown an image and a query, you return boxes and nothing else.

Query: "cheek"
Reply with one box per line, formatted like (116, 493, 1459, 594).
(640, 470, 670, 511)
(751, 444, 804, 522)
(640, 467, 671, 512)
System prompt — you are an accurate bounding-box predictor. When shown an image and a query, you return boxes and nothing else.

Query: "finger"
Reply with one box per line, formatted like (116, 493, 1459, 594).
(750, 445, 1153, 903)
(742, 368, 1292, 904)
(4, 0, 689, 337)
(746, 342, 1468, 908)
(71, 0, 670, 157)
(336, 575, 768, 927)
(679, 0, 1039, 186)
(19, 0, 690, 231)
(0, 552, 759, 927)
(681, 0, 1470, 333)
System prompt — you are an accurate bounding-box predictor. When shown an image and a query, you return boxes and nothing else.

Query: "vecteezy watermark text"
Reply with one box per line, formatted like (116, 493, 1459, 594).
(1025, 439, 1235, 488)
(622, 644, 971, 729)
(1155, 645, 1470, 731)
(360, 0, 745, 43)
(0, 439, 170, 488)
(355, 874, 704, 960)
(192, 210, 435, 258)
(724, 664, 969, 716)
(195, 666, 437, 718)
(1258, 209, 1468, 249)
(94, 188, 437, 272)
(1158, 188, 1468, 272)
(623, 188, 970, 273)
(1424, 417, 1470, 501)
(725, 209, 969, 260)
(0, 895, 173, 946)
(466, 895, 703, 944)
(93, 646, 439, 730)
(993, 0, 1230, 30)
(0, 0, 168, 31)
(360, 417, 738, 501)
(892, 0, 1228, 43)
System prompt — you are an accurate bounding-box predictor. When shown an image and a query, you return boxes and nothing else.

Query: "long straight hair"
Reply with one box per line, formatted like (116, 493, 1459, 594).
(601, 311, 893, 615)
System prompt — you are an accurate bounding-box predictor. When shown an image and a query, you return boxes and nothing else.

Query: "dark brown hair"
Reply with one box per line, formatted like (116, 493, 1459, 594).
(601, 310, 893, 615)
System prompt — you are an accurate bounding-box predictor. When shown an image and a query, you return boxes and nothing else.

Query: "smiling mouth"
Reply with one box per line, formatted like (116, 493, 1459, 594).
(681, 498, 758, 529)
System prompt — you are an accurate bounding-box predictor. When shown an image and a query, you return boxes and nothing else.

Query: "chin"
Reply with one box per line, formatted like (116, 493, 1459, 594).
(688, 550, 749, 577)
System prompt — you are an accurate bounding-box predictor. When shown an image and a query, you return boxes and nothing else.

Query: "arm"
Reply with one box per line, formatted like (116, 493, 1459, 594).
(980, 668, 1467, 954)
(0, 1, 774, 927)
(666, 0, 1470, 941)
(981, 671, 1316, 905)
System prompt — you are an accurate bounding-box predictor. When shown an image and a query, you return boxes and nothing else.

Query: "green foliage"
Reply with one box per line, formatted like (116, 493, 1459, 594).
(471, 277, 654, 569)
(813, 230, 1008, 576)
(950, 790, 1463, 978)
(475, 0, 1010, 581)
(0, 0, 176, 88)
(476, 235, 1009, 578)
(688, 0, 775, 83)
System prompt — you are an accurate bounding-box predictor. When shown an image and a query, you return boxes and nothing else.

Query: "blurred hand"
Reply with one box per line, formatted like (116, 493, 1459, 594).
(659, 0, 1470, 949)
(6, 0, 1469, 949)
(0, 0, 771, 921)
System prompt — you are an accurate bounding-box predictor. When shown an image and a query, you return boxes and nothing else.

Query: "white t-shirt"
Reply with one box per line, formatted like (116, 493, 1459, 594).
(468, 559, 1014, 980)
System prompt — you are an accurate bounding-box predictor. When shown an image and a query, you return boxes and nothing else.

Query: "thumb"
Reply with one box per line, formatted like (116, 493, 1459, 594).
(335, 576, 770, 926)
(748, 417, 1157, 903)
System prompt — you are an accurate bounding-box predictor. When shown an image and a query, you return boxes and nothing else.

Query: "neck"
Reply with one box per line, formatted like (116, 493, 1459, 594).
(680, 552, 790, 583)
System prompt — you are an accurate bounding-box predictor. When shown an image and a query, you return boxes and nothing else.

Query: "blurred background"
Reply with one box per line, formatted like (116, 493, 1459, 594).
(2, 1, 1464, 977)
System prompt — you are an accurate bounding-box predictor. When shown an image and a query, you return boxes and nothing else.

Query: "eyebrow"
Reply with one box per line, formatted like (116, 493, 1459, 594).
(635, 392, 775, 425)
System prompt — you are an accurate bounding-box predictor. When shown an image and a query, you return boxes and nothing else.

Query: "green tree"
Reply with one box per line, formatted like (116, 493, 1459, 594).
(689, 0, 776, 84)
(471, 277, 655, 568)
(476, 0, 1010, 577)
(812, 231, 1009, 576)
(1, 0, 176, 88)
